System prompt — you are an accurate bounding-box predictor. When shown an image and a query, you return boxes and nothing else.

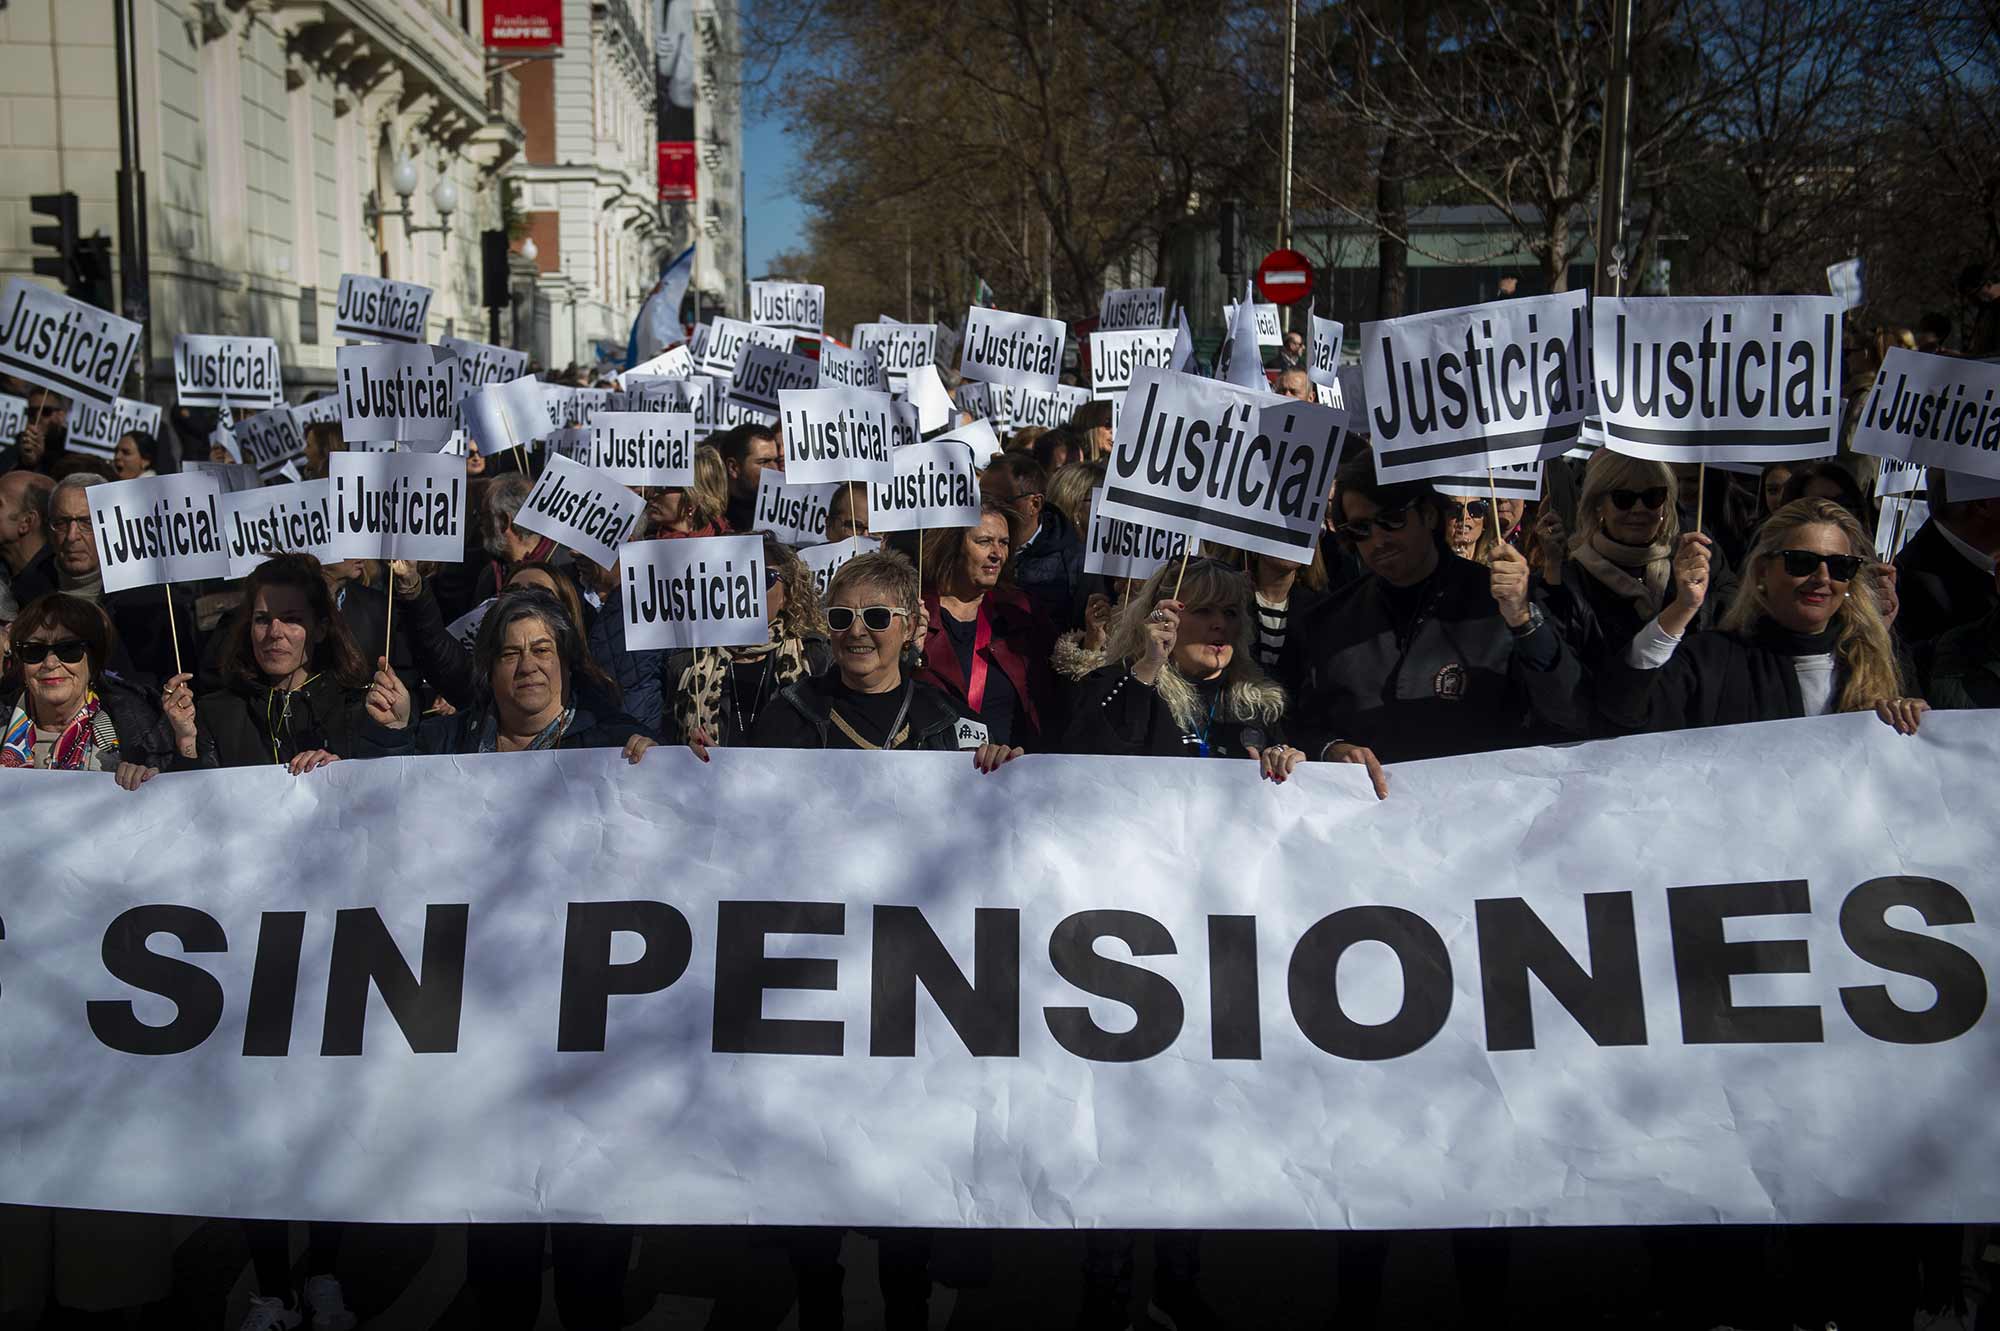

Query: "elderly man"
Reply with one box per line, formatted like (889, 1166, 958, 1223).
(26, 475, 198, 680)
(0, 469, 54, 606)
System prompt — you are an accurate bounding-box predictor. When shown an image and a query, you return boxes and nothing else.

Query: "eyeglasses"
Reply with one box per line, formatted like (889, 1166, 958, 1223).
(47, 516, 91, 535)
(1775, 549, 1864, 582)
(1447, 499, 1491, 520)
(14, 638, 87, 665)
(1334, 504, 1414, 543)
(826, 605, 910, 633)
(763, 566, 783, 590)
(1608, 487, 1670, 512)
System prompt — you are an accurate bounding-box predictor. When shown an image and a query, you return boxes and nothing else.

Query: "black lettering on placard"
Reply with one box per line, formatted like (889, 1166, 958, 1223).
(0, 284, 140, 401)
(242, 911, 307, 1057)
(1861, 366, 2000, 456)
(869, 906, 1020, 1057)
(319, 905, 469, 1056)
(712, 901, 844, 1056)
(557, 901, 695, 1052)
(1838, 876, 1986, 1044)
(1207, 915, 1261, 1060)
(86, 905, 227, 1057)
(1600, 306, 1838, 450)
(1475, 893, 1646, 1051)
(1667, 881, 1822, 1044)
(1043, 910, 1183, 1062)
(1288, 906, 1452, 1060)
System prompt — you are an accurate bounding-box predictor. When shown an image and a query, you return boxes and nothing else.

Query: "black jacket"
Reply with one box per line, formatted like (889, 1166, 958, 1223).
(1282, 552, 1587, 763)
(1541, 556, 1719, 675)
(1921, 608, 2000, 710)
(1013, 505, 1086, 627)
(0, 670, 188, 770)
(360, 702, 645, 756)
(9, 549, 199, 684)
(659, 638, 834, 746)
(1895, 519, 1997, 647)
(748, 672, 967, 751)
(195, 671, 371, 768)
(1062, 665, 1284, 758)
(1596, 626, 1842, 732)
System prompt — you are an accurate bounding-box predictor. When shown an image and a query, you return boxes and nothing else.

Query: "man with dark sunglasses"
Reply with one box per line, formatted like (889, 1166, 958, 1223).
(1280, 458, 1587, 795)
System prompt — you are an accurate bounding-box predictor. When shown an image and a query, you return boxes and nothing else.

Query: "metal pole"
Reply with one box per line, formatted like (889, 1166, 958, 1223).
(1276, 0, 1298, 332)
(905, 217, 913, 323)
(1592, 0, 1634, 297)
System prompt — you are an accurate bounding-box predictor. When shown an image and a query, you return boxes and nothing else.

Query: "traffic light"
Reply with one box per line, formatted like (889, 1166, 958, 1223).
(482, 229, 510, 310)
(1218, 198, 1239, 278)
(31, 192, 79, 289)
(73, 234, 113, 310)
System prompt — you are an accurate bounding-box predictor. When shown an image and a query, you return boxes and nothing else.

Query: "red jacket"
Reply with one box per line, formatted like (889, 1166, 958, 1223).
(917, 587, 1058, 747)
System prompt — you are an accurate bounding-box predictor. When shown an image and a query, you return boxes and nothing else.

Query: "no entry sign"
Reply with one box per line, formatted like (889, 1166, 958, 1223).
(1256, 248, 1315, 306)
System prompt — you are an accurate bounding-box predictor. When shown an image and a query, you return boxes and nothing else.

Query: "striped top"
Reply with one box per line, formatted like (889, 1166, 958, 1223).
(1254, 591, 1290, 671)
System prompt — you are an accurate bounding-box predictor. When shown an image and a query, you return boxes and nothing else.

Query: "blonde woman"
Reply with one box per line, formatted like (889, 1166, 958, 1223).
(671, 535, 831, 748)
(1045, 459, 1103, 542)
(643, 443, 730, 538)
(1600, 498, 1926, 734)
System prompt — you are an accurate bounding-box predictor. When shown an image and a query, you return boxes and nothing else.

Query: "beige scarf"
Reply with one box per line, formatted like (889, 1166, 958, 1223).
(1573, 530, 1673, 619)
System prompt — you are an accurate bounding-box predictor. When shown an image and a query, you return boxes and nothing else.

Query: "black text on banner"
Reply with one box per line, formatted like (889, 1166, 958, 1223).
(958, 308, 1064, 394)
(749, 282, 826, 338)
(729, 343, 819, 416)
(1850, 347, 2000, 482)
(333, 273, 434, 345)
(223, 479, 335, 578)
(779, 386, 895, 485)
(439, 336, 530, 391)
(589, 411, 697, 487)
(866, 441, 982, 534)
(0, 278, 142, 410)
(327, 451, 467, 564)
(1098, 287, 1168, 331)
(622, 532, 771, 651)
(86, 471, 231, 593)
(234, 404, 306, 477)
(336, 344, 462, 445)
(753, 471, 837, 546)
(171, 333, 284, 411)
(1089, 329, 1178, 400)
(510, 453, 644, 569)
(1083, 485, 1186, 581)
(854, 323, 937, 391)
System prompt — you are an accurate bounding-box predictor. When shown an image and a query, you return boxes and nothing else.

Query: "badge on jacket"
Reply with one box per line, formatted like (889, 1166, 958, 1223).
(954, 718, 990, 749)
(1433, 663, 1467, 700)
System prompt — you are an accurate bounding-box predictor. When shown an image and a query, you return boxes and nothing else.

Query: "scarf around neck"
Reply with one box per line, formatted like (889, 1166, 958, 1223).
(478, 705, 575, 753)
(2, 689, 112, 769)
(1575, 530, 1674, 620)
(1750, 618, 1841, 657)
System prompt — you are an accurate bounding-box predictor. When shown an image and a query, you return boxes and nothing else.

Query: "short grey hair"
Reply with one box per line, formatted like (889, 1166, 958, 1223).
(48, 473, 104, 521)
(481, 473, 535, 557)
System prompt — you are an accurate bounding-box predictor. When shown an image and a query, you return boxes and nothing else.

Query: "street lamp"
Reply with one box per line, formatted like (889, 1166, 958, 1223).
(364, 158, 457, 239)
(520, 236, 539, 263)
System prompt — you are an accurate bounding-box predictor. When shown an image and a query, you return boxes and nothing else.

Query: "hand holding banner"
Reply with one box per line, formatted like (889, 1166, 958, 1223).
(87, 471, 230, 595)
(622, 533, 771, 650)
(328, 452, 468, 564)
(510, 453, 644, 569)
(0, 278, 142, 409)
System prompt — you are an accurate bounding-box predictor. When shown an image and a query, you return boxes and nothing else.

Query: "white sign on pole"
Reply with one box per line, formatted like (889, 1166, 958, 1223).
(1083, 486, 1186, 581)
(1364, 290, 1594, 482)
(1593, 295, 1843, 465)
(729, 343, 819, 416)
(934, 417, 1003, 472)
(1851, 348, 2000, 482)
(1877, 454, 1926, 499)
(0, 278, 142, 410)
(0, 392, 26, 443)
(1226, 301, 1283, 347)
(438, 336, 529, 391)
(332, 273, 433, 344)
(589, 412, 697, 487)
(752, 471, 838, 546)
(630, 375, 717, 437)
(290, 394, 341, 429)
(819, 343, 886, 392)
(510, 453, 644, 569)
(1098, 287, 1168, 331)
(958, 307, 1065, 394)
(462, 375, 553, 457)
(222, 479, 336, 578)
(336, 343, 462, 446)
(905, 363, 957, 438)
(621, 345, 695, 384)
(1008, 384, 1093, 432)
(547, 427, 592, 465)
(855, 323, 938, 392)
(1307, 307, 1344, 388)
(1877, 495, 1929, 561)
(1432, 462, 1545, 501)
(1097, 366, 1345, 563)
(749, 281, 827, 338)
(1217, 290, 1266, 391)
(67, 396, 162, 458)
(778, 386, 895, 485)
(171, 333, 283, 411)
(695, 317, 791, 379)
(327, 451, 468, 564)
(797, 534, 877, 596)
(1827, 258, 1864, 311)
(85, 471, 230, 594)
(867, 441, 982, 534)
(566, 388, 616, 429)
(1089, 329, 1178, 400)
(234, 404, 307, 478)
(182, 460, 262, 494)
(621, 533, 771, 650)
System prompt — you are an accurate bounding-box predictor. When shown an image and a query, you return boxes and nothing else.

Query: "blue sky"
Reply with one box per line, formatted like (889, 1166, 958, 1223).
(743, 100, 806, 279)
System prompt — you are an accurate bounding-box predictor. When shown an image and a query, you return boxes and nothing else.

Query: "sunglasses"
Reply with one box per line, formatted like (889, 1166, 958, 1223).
(764, 566, 782, 590)
(826, 605, 910, 633)
(1447, 499, 1491, 519)
(14, 638, 88, 665)
(1608, 487, 1670, 511)
(1334, 504, 1414, 543)
(1775, 549, 1864, 582)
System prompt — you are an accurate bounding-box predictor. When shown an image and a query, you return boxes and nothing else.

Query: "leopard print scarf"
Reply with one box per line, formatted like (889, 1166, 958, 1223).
(673, 637, 814, 744)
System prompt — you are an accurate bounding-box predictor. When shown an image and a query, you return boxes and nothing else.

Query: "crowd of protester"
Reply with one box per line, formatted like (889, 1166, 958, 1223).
(1, 306, 1996, 1331)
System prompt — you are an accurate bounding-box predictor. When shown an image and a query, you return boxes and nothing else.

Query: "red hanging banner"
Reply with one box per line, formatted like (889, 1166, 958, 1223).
(486, 0, 562, 49)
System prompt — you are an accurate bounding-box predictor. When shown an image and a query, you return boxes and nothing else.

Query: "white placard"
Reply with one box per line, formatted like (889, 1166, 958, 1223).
(172, 333, 283, 411)
(290, 393, 342, 428)
(0, 278, 142, 410)
(855, 323, 938, 391)
(66, 395, 160, 457)
(438, 336, 529, 391)
(181, 460, 261, 494)
(717, 398, 778, 429)
(1008, 384, 1093, 431)
(1098, 366, 1345, 562)
(589, 412, 697, 487)
(1432, 462, 1545, 501)
(779, 386, 895, 485)
(1827, 258, 1864, 311)
(1307, 308, 1344, 387)
(85, 471, 230, 594)
(234, 404, 306, 477)
(1851, 348, 2000, 482)
(510, 452, 644, 569)
(955, 380, 994, 426)
(333, 273, 433, 344)
(958, 307, 1064, 394)
(621, 345, 695, 384)
(866, 441, 982, 534)
(629, 375, 717, 436)
(1226, 301, 1283, 347)
(1089, 329, 1178, 400)
(729, 343, 820, 415)
(548, 427, 592, 465)
(687, 322, 711, 364)
(336, 343, 462, 446)
(462, 375, 552, 457)
(566, 388, 616, 429)
(0, 392, 26, 443)
(695, 317, 791, 379)
(1594, 295, 1842, 465)
(222, 479, 335, 578)
(1877, 454, 1926, 499)
(797, 534, 877, 596)
(751, 471, 838, 546)
(621, 533, 771, 650)
(906, 363, 957, 438)
(936, 417, 1003, 471)
(750, 281, 826, 338)
(1083, 486, 1186, 580)
(889, 398, 920, 450)
(1098, 287, 1168, 331)
(327, 451, 468, 564)
(1364, 290, 1593, 482)
(1217, 292, 1267, 391)
(1877, 495, 1929, 561)
(819, 343, 886, 391)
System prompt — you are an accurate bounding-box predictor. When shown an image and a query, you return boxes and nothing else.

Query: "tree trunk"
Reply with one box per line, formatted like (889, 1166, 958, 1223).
(1375, 128, 1408, 319)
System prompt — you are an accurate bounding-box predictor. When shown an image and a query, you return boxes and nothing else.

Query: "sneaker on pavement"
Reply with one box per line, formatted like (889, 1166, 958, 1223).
(303, 1274, 357, 1331)
(238, 1293, 302, 1331)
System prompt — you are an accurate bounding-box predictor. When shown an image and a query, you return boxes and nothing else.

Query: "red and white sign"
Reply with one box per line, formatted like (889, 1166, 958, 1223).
(1256, 248, 1316, 306)
(659, 143, 697, 203)
(485, 0, 562, 49)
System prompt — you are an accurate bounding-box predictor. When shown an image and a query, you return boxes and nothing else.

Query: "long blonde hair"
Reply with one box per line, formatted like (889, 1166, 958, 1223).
(1101, 557, 1286, 730)
(1720, 498, 1905, 712)
(1570, 450, 1680, 555)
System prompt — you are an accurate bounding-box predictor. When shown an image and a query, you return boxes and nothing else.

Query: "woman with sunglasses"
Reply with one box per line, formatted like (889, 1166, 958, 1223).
(916, 500, 1058, 750)
(674, 535, 832, 750)
(1600, 497, 1925, 734)
(1442, 495, 1494, 563)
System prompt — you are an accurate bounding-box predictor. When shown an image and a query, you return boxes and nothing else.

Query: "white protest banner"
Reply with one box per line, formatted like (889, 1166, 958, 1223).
(234, 404, 306, 478)
(867, 440, 982, 534)
(687, 322, 711, 364)
(1307, 307, 1344, 388)
(1009, 384, 1093, 432)
(1828, 257, 1864, 311)
(958, 307, 1064, 394)
(1226, 301, 1283, 347)
(172, 333, 283, 411)
(5, 712, 1996, 1229)
(630, 375, 717, 436)
(0, 392, 25, 443)
(567, 387, 617, 429)
(1084, 486, 1186, 580)
(1098, 366, 1345, 562)
(1364, 289, 1593, 483)
(85, 471, 229, 594)
(182, 460, 261, 494)
(621, 533, 770, 651)
(750, 281, 826, 338)
(1850, 348, 2000, 482)
(589, 411, 697, 487)
(729, 342, 819, 415)
(1593, 295, 1842, 465)
(0, 278, 142, 410)
(290, 393, 341, 429)
(938, 417, 1002, 471)
(1877, 495, 1928, 561)
(752, 470, 838, 546)
(695, 317, 791, 379)
(327, 451, 467, 564)
(439, 336, 529, 391)
(1099, 287, 1168, 331)
(336, 343, 462, 446)
(1216, 291, 1267, 391)
(67, 396, 161, 458)
(856, 323, 938, 392)
(1433, 461, 1544, 501)
(906, 363, 957, 437)
(620, 345, 695, 384)
(779, 386, 895, 485)
(797, 534, 876, 596)
(1877, 454, 1926, 498)
(955, 380, 993, 425)
(1089, 328, 1178, 400)
(222, 479, 335, 578)
(718, 397, 778, 428)
(548, 427, 592, 465)
(462, 375, 552, 457)
(818, 342, 886, 392)
(332, 273, 433, 344)
(1173, 306, 1200, 375)
(511, 452, 644, 569)
(888, 398, 920, 450)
